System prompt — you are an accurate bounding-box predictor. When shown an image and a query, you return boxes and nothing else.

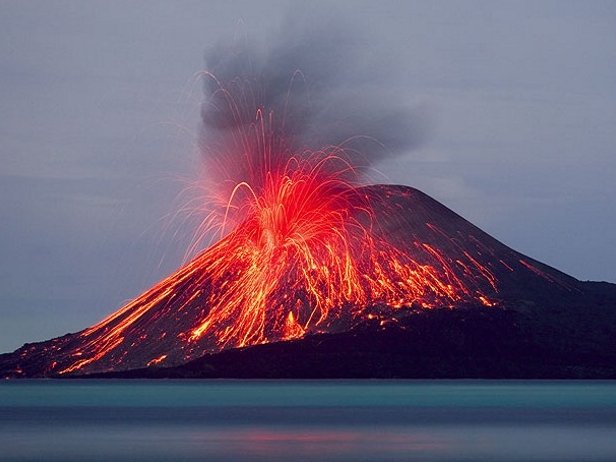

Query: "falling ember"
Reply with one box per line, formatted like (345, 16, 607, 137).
(1, 35, 576, 378)
(147, 355, 168, 367)
(44, 72, 508, 377)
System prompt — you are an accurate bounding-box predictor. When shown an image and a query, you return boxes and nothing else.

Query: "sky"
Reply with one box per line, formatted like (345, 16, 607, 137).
(1, 0, 615, 353)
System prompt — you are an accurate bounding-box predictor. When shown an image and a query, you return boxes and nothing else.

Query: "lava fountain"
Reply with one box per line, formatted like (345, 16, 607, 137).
(5, 31, 551, 378)
(49, 70, 500, 376)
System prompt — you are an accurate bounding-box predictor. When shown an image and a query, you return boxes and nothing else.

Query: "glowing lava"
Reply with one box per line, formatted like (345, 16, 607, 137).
(4, 173, 576, 378)
(2, 74, 574, 379)
(48, 84, 505, 376)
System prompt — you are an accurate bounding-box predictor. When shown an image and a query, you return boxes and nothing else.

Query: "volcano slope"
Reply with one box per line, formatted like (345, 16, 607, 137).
(2, 184, 615, 378)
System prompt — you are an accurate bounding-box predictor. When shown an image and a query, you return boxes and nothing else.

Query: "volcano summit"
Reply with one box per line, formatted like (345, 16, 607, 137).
(2, 184, 615, 378)
(2, 31, 615, 378)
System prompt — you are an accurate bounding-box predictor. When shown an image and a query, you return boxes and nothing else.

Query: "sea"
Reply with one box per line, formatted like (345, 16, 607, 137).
(1, 380, 615, 462)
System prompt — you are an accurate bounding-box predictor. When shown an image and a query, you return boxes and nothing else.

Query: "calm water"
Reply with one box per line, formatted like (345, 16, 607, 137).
(1, 380, 615, 461)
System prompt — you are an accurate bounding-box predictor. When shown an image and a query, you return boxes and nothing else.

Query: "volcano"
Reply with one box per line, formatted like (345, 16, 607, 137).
(2, 184, 615, 379)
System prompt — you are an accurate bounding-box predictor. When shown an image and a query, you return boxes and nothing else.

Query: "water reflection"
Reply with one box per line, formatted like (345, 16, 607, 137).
(1, 380, 615, 461)
(208, 427, 448, 460)
(5, 422, 616, 461)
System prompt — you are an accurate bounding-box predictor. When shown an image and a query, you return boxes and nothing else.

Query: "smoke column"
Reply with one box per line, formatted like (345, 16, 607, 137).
(195, 19, 426, 244)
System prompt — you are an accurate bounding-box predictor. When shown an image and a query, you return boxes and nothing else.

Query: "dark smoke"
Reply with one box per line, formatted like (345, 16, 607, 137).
(199, 16, 426, 173)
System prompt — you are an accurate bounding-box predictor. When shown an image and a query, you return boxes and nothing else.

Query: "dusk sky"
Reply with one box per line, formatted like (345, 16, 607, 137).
(1, 0, 615, 352)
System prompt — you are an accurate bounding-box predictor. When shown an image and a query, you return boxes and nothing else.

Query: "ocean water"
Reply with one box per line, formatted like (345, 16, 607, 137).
(1, 380, 615, 462)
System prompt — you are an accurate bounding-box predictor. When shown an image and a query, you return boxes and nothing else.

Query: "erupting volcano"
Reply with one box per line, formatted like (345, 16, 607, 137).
(1, 177, 585, 378)
(2, 32, 615, 379)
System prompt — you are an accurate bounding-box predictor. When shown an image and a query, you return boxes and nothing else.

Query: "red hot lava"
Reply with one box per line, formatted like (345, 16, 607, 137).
(48, 75, 508, 376)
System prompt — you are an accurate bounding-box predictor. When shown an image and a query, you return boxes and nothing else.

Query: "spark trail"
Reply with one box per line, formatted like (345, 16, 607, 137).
(0, 29, 586, 378)
(45, 71, 506, 376)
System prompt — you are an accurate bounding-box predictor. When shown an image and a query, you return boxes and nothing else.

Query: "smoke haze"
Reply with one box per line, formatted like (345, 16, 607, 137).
(200, 16, 426, 177)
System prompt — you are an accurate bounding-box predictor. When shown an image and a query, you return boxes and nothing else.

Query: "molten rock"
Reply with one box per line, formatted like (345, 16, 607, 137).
(0, 184, 586, 378)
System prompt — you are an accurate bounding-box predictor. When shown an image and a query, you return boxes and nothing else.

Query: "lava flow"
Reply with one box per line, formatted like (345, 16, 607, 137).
(27, 91, 505, 377)
(0, 56, 576, 378)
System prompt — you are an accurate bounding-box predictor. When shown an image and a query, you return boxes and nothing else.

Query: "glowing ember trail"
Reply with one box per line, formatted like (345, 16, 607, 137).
(40, 72, 515, 377)
(1, 62, 576, 379)
(0, 33, 584, 377)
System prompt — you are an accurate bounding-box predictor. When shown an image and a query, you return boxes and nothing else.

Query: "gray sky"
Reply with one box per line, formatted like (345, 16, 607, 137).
(1, 0, 615, 352)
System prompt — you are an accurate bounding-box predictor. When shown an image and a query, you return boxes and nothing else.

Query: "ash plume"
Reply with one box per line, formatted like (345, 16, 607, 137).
(199, 18, 426, 176)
